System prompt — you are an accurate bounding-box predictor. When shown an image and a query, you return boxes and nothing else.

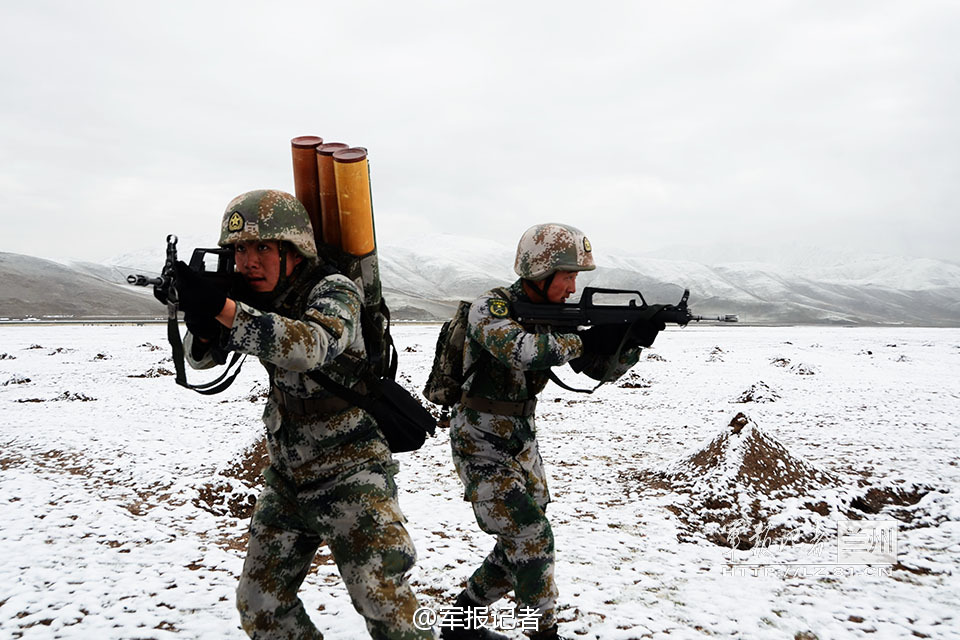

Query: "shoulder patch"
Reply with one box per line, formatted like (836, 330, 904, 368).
(488, 298, 510, 318)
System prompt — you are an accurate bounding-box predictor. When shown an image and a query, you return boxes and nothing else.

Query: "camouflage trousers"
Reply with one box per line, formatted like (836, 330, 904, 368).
(464, 489, 557, 632)
(450, 411, 557, 633)
(236, 461, 435, 640)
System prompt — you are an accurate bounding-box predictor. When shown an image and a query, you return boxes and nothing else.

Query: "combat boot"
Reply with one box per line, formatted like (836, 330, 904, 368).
(439, 592, 510, 640)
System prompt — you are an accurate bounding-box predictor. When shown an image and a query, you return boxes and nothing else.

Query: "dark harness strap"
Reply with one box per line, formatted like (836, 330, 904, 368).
(271, 381, 367, 417)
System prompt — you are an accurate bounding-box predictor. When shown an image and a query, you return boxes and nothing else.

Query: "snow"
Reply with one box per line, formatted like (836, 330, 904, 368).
(1, 324, 959, 639)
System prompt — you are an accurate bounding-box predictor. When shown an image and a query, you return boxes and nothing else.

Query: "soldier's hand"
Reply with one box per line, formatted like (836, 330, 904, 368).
(630, 319, 666, 348)
(184, 311, 222, 342)
(173, 261, 227, 317)
(153, 287, 168, 305)
(578, 325, 630, 356)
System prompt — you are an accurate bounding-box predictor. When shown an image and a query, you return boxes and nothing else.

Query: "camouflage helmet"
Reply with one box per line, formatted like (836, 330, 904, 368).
(218, 189, 317, 259)
(514, 223, 596, 281)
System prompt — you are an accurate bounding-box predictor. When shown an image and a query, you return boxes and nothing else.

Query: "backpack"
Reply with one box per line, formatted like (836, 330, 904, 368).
(314, 244, 397, 382)
(304, 246, 437, 453)
(422, 287, 510, 409)
(421, 286, 604, 413)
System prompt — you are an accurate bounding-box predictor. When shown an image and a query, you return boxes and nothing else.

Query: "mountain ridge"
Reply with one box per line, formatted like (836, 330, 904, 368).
(2, 236, 958, 325)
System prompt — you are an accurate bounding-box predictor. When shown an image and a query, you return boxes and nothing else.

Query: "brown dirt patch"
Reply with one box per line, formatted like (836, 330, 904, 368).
(194, 437, 269, 519)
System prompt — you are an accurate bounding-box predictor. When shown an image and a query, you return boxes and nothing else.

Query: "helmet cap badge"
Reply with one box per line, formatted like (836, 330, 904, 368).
(227, 211, 244, 232)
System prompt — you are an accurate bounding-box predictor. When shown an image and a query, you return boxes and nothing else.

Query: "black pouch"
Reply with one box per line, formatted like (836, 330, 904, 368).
(365, 378, 438, 453)
(308, 371, 437, 453)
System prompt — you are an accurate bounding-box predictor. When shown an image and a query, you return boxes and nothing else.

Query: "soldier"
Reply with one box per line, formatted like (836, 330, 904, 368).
(175, 189, 435, 640)
(443, 223, 659, 640)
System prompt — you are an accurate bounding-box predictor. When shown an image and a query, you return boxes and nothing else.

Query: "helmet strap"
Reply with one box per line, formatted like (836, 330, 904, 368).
(523, 272, 555, 303)
(239, 242, 298, 308)
(275, 244, 289, 292)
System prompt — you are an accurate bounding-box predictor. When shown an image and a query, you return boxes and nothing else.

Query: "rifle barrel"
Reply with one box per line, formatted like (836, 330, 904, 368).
(127, 274, 162, 287)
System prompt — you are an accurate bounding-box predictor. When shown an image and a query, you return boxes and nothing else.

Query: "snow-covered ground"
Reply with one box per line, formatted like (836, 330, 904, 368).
(1, 324, 958, 639)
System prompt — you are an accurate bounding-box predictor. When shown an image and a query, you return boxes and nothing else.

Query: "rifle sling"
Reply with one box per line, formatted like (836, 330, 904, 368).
(546, 369, 603, 394)
(545, 317, 643, 394)
(167, 308, 246, 395)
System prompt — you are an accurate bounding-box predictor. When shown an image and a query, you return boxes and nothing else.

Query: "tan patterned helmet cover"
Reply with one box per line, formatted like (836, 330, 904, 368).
(218, 189, 317, 259)
(514, 223, 596, 281)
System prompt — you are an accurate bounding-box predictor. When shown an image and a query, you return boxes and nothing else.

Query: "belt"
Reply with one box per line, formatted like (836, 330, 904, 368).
(459, 393, 537, 417)
(271, 381, 367, 417)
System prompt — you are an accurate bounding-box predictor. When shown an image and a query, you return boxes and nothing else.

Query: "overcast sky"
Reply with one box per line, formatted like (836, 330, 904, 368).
(1, 1, 958, 265)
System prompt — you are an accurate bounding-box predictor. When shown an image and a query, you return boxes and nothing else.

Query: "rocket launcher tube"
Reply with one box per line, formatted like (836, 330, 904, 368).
(291, 135, 324, 246)
(317, 143, 349, 249)
(333, 147, 381, 307)
(333, 147, 376, 256)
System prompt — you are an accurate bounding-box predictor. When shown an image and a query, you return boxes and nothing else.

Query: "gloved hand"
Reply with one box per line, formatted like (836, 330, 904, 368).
(152, 282, 170, 305)
(184, 311, 222, 342)
(173, 261, 227, 317)
(578, 325, 630, 356)
(630, 319, 666, 348)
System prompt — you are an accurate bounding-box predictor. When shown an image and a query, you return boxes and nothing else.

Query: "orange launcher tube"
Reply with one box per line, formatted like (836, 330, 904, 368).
(333, 147, 376, 256)
(290, 135, 324, 245)
(317, 142, 349, 249)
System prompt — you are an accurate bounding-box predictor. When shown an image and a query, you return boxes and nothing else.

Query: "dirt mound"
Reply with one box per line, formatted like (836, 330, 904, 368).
(128, 366, 174, 378)
(618, 373, 652, 389)
(220, 382, 269, 404)
(645, 414, 945, 548)
(734, 381, 780, 403)
(655, 413, 840, 548)
(194, 437, 269, 519)
(16, 391, 96, 402)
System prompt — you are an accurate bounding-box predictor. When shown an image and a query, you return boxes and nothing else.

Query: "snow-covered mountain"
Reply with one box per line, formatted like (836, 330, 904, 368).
(0, 252, 161, 319)
(375, 235, 960, 325)
(1, 235, 958, 325)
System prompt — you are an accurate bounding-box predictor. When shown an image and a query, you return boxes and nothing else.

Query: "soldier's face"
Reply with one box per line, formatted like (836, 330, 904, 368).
(546, 270, 578, 303)
(234, 240, 302, 292)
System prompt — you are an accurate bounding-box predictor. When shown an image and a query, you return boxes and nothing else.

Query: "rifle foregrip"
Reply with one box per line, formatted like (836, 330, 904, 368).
(654, 308, 693, 326)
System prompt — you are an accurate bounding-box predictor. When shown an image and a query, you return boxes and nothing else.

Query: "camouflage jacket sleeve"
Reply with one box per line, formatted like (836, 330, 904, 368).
(467, 288, 582, 371)
(184, 332, 217, 370)
(571, 345, 643, 381)
(225, 273, 362, 372)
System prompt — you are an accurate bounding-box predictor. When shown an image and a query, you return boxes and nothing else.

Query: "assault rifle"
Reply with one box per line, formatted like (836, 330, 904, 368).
(512, 286, 737, 343)
(126, 234, 236, 303)
(126, 234, 245, 394)
(512, 287, 735, 391)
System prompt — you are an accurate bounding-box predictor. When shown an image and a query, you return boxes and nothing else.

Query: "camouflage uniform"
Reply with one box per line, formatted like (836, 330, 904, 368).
(449, 278, 640, 634)
(187, 189, 433, 640)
